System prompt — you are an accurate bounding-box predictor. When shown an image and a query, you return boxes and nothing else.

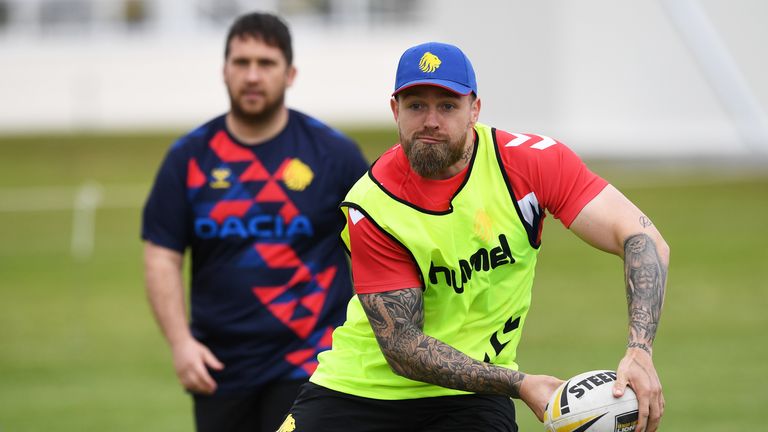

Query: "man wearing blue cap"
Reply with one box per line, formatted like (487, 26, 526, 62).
(280, 42, 668, 432)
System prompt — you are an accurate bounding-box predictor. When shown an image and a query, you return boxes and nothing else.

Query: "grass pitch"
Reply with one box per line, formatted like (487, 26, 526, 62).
(0, 129, 766, 431)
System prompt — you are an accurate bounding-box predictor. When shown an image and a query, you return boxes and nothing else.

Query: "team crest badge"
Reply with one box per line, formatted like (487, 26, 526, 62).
(277, 414, 296, 432)
(419, 52, 441, 73)
(283, 158, 314, 191)
(210, 168, 231, 189)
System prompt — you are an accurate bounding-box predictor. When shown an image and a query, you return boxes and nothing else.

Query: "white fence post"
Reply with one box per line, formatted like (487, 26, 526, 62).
(70, 180, 104, 260)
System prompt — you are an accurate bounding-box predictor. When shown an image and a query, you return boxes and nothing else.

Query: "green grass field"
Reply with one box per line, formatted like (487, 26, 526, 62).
(0, 130, 766, 431)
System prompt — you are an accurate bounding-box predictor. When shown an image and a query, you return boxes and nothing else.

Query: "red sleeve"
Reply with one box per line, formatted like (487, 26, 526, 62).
(347, 210, 423, 294)
(496, 131, 608, 228)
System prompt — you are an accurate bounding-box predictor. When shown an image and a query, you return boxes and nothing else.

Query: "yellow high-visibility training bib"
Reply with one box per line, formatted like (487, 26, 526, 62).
(311, 123, 540, 399)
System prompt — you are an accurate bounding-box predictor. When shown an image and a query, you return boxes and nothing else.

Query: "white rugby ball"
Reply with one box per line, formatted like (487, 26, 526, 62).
(543, 370, 638, 432)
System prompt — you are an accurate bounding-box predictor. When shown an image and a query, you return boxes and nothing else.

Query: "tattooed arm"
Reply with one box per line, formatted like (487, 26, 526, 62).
(624, 233, 667, 355)
(360, 288, 524, 395)
(359, 288, 562, 420)
(570, 184, 669, 432)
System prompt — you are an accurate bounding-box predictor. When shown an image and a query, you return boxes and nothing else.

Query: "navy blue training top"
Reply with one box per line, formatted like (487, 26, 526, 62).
(142, 110, 369, 395)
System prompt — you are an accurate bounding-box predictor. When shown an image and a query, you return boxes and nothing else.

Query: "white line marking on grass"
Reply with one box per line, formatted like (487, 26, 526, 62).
(0, 184, 149, 212)
(0, 182, 149, 260)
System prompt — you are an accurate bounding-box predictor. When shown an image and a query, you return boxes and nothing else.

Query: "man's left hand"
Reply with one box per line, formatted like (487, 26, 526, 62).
(613, 347, 664, 432)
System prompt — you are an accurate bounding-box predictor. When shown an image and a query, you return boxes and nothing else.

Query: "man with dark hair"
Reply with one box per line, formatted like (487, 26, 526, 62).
(224, 12, 292, 65)
(142, 11, 368, 432)
(282, 41, 668, 432)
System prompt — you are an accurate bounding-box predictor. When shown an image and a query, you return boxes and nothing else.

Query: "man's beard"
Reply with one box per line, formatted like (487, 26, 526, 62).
(229, 89, 285, 124)
(401, 129, 469, 178)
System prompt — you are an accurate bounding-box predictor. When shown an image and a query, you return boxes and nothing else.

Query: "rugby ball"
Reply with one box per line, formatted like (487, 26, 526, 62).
(543, 370, 638, 432)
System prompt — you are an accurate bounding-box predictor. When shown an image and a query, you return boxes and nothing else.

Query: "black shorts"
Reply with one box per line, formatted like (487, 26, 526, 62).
(194, 379, 305, 432)
(280, 382, 517, 432)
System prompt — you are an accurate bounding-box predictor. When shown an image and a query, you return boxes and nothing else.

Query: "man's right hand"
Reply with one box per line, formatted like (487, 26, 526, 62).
(171, 338, 224, 395)
(518, 374, 564, 422)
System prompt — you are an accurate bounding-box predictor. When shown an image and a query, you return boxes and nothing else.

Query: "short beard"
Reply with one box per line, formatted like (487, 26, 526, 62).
(401, 130, 469, 178)
(229, 90, 285, 124)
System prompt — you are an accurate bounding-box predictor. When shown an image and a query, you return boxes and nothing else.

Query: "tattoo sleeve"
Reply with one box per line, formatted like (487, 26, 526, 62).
(623, 233, 667, 354)
(359, 288, 526, 398)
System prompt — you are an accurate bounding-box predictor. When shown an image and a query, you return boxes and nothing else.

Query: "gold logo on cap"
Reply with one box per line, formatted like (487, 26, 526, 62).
(419, 52, 441, 73)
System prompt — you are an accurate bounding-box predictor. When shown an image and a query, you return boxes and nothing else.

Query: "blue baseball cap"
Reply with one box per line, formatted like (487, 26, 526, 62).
(393, 42, 477, 96)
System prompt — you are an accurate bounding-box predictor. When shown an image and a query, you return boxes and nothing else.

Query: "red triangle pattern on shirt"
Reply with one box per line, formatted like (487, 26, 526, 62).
(286, 349, 319, 375)
(273, 158, 291, 180)
(285, 265, 312, 286)
(252, 286, 286, 304)
(288, 316, 316, 339)
(187, 158, 207, 188)
(285, 348, 315, 368)
(210, 130, 255, 162)
(268, 299, 299, 325)
(319, 326, 334, 347)
(251, 265, 335, 338)
(300, 292, 326, 316)
(314, 266, 337, 290)
(209, 199, 253, 224)
(255, 179, 288, 202)
(279, 201, 300, 222)
(301, 360, 319, 375)
(255, 244, 302, 268)
(239, 159, 271, 182)
(252, 288, 315, 338)
(301, 361, 318, 375)
(283, 326, 335, 375)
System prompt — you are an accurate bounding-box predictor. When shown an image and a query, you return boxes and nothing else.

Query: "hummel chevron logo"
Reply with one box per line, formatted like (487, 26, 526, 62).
(483, 316, 521, 362)
(349, 208, 365, 225)
(504, 133, 557, 150)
